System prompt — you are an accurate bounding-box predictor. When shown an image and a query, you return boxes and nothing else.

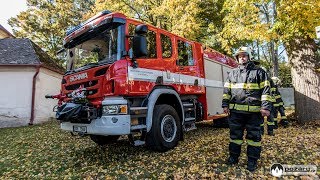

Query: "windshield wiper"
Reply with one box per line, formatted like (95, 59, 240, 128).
(65, 69, 75, 75)
(83, 62, 99, 67)
(98, 60, 112, 65)
(98, 56, 117, 65)
(73, 63, 100, 72)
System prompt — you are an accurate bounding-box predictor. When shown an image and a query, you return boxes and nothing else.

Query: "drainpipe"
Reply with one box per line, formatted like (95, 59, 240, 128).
(29, 65, 41, 125)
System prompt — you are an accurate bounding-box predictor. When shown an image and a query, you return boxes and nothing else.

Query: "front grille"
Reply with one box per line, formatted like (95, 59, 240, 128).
(66, 89, 98, 98)
(65, 80, 98, 91)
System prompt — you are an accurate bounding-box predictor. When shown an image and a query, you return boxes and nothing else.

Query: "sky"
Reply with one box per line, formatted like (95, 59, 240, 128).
(0, 0, 27, 34)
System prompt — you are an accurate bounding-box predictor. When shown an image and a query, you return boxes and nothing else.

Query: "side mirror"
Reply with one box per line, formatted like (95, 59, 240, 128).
(66, 49, 75, 71)
(132, 24, 148, 58)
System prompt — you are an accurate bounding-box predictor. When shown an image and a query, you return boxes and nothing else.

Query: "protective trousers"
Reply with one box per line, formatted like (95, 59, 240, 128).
(260, 109, 275, 134)
(274, 106, 287, 127)
(228, 112, 263, 160)
(267, 108, 275, 132)
(278, 106, 288, 126)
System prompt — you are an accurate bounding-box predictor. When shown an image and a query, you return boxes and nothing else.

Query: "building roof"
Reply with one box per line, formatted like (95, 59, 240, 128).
(0, 24, 14, 38)
(0, 38, 65, 74)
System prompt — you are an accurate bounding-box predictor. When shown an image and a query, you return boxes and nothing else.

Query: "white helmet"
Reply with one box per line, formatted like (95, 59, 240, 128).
(234, 46, 253, 61)
(271, 77, 281, 85)
(261, 66, 267, 72)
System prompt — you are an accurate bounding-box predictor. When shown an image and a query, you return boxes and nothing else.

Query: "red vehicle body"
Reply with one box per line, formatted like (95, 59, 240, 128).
(49, 11, 237, 151)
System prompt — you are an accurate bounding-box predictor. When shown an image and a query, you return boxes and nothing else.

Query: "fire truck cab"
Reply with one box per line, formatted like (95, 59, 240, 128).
(48, 11, 237, 151)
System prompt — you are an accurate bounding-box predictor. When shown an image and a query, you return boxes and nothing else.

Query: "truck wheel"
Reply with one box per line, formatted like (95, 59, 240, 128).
(90, 135, 120, 145)
(146, 104, 181, 152)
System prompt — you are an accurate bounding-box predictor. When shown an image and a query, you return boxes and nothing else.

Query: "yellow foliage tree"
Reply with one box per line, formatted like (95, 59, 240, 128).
(221, 0, 320, 122)
(88, 0, 219, 41)
(220, 0, 278, 53)
(9, 0, 94, 62)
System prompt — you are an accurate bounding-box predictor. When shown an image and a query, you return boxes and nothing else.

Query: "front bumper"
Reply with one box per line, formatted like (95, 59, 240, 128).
(60, 115, 131, 136)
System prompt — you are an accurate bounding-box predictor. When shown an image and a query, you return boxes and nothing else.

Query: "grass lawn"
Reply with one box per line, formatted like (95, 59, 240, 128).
(0, 118, 319, 179)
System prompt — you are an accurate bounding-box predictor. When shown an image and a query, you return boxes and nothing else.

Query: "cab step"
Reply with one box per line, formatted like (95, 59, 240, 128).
(185, 117, 196, 122)
(183, 122, 197, 132)
(183, 103, 194, 107)
(133, 140, 145, 146)
(131, 124, 147, 131)
(128, 134, 146, 146)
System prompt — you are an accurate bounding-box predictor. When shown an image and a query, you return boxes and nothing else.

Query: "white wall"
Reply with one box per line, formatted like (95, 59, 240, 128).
(34, 68, 63, 122)
(0, 66, 34, 118)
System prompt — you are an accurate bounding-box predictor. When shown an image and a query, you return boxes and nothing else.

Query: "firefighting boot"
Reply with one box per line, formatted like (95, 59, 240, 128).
(267, 131, 275, 136)
(280, 120, 289, 128)
(247, 158, 258, 172)
(226, 155, 239, 165)
(274, 121, 278, 129)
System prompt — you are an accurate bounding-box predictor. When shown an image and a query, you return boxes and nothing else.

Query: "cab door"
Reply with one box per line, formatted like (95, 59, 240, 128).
(175, 38, 199, 93)
(127, 20, 163, 94)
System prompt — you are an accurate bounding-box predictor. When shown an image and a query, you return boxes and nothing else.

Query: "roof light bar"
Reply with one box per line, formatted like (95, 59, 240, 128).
(66, 10, 112, 36)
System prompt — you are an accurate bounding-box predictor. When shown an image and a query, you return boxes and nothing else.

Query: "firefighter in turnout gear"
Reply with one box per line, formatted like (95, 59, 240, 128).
(259, 67, 276, 136)
(271, 77, 288, 128)
(222, 46, 272, 172)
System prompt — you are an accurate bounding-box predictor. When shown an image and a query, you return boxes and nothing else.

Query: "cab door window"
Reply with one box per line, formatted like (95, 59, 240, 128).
(146, 30, 157, 58)
(160, 34, 172, 58)
(177, 40, 194, 66)
(128, 23, 157, 59)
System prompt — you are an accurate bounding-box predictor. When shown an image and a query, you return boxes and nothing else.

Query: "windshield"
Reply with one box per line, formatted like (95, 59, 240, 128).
(67, 23, 125, 71)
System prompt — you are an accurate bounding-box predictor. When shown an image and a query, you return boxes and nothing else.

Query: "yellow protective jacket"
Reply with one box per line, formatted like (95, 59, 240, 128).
(271, 85, 284, 107)
(222, 62, 272, 113)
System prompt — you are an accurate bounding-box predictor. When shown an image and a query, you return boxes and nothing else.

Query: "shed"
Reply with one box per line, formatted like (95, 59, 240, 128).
(0, 38, 64, 125)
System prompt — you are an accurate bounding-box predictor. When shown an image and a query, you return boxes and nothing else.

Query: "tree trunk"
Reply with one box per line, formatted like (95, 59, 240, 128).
(287, 37, 320, 123)
(270, 41, 279, 77)
(256, 40, 260, 62)
(273, 43, 279, 77)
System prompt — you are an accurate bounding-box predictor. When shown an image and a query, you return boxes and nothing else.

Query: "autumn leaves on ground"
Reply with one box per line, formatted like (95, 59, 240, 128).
(0, 117, 319, 179)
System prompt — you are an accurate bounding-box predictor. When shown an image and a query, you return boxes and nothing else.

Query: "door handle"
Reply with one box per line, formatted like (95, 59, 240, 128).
(176, 59, 184, 70)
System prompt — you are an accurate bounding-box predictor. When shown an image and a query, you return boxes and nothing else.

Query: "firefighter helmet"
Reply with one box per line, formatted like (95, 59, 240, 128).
(271, 76, 281, 85)
(253, 60, 260, 65)
(261, 66, 267, 72)
(234, 46, 253, 61)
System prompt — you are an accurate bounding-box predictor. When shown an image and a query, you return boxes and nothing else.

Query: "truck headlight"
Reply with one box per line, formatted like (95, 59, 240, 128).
(102, 105, 128, 115)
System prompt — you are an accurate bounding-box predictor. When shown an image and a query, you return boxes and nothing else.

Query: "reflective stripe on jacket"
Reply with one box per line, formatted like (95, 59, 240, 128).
(274, 85, 284, 107)
(270, 80, 277, 105)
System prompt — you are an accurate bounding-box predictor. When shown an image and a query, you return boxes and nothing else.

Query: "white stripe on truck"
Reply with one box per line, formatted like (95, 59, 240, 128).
(128, 67, 224, 88)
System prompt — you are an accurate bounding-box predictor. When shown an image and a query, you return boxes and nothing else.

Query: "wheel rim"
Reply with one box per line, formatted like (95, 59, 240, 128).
(160, 115, 177, 143)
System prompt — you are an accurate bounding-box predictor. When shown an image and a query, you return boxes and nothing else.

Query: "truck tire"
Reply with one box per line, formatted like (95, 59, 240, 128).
(146, 104, 181, 152)
(90, 135, 120, 145)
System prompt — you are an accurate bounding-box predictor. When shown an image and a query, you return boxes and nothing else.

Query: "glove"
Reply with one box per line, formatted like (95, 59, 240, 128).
(223, 107, 230, 115)
(260, 109, 270, 117)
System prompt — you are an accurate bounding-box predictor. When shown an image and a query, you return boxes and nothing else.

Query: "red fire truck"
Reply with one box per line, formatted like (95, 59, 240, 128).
(47, 10, 238, 151)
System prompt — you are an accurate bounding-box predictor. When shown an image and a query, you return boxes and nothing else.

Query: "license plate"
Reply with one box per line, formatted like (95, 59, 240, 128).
(73, 126, 87, 133)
